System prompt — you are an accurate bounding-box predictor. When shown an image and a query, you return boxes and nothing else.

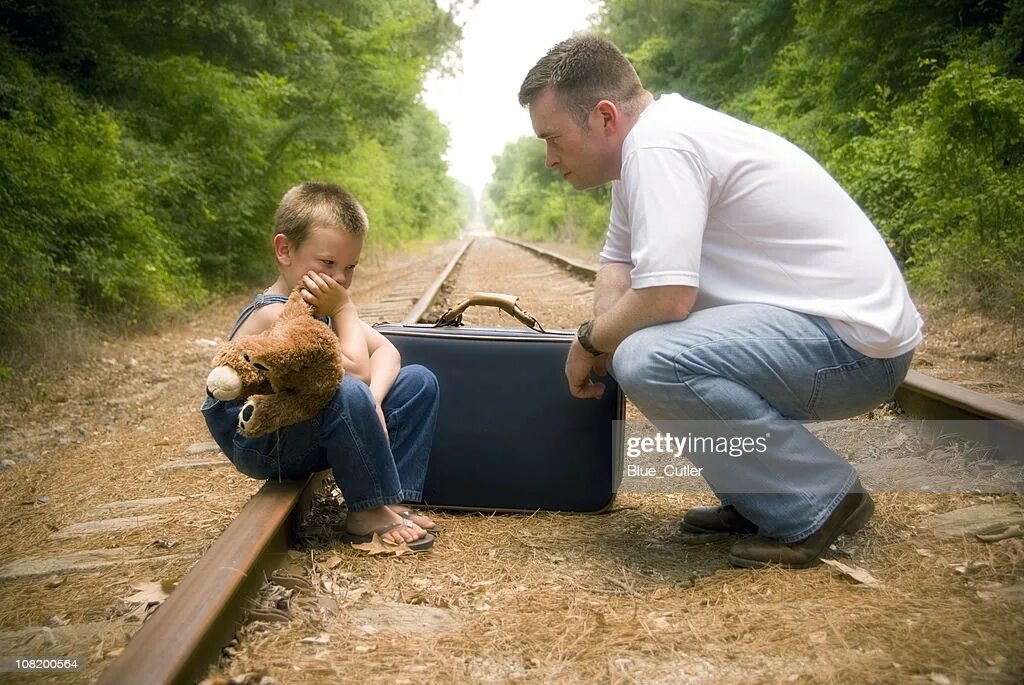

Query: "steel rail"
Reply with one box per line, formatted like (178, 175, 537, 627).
(499, 235, 1024, 456)
(404, 238, 474, 324)
(96, 241, 472, 685)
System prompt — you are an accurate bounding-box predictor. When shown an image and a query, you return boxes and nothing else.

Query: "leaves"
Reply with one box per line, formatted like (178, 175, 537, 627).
(350, 532, 415, 557)
(0, 1, 464, 355)
(589, 0, 1024, 310)
(820, 558, 882, 587)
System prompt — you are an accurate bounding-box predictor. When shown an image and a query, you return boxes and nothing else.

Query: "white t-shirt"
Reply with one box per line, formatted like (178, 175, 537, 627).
(600, 93, 923, 358)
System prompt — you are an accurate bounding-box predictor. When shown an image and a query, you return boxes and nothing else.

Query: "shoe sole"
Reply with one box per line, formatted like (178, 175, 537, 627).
(727, 494, 875, 570)
(678, 521, 753, 535)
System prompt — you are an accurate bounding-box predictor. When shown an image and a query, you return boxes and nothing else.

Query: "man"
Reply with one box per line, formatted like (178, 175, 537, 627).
(519, 35, 922, 569)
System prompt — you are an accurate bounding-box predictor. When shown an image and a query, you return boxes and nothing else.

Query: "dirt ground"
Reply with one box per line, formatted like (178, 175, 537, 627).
(0, 237, 1021, 685)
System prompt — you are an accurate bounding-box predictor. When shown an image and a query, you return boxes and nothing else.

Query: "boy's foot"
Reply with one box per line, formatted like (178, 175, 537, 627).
(345, 507, 429, 546)
(387, 505, 436, 531)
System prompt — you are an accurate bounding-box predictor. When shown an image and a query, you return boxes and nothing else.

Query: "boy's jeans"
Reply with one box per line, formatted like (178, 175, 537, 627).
(202, 365, 439, 511)
(609, 303, 914, 543)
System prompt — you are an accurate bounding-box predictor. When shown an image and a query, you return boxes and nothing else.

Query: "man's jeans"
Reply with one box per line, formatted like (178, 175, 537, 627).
(202, 365, 439, 511)
(609, 304, 913, 542)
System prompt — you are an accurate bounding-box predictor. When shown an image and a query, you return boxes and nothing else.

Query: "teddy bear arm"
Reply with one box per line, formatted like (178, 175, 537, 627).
(238, 390, 327, 438)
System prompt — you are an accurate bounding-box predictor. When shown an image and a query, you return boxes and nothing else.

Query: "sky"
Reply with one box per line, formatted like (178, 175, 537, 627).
(421, 0, 599, 203)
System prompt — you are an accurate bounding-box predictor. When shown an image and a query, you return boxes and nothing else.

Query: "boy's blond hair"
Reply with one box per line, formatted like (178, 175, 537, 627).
(274, 182, 369, 246)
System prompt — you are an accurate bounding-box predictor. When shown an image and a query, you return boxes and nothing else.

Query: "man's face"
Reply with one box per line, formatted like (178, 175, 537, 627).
(529, 87, 615, 190)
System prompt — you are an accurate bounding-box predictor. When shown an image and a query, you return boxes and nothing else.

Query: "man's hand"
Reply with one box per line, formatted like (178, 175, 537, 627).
(565, 340, 608, 399)
(300, 271, 351, 317)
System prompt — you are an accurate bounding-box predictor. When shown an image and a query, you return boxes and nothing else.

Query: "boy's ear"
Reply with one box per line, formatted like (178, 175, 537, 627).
(273, 233, 292, 266)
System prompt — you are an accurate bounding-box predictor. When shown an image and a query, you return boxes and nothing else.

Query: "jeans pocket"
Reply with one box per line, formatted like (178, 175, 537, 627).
(809, 356, 896, 420)
(230, 441, 280, 480)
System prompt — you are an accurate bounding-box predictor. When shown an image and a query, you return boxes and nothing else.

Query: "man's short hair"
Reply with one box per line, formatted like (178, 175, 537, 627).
(518, 34, 646, 127)
(274, 181, 369, 245)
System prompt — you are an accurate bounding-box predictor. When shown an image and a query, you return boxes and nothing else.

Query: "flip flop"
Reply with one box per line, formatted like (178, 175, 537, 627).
(396, 508, 440, 533)
(341, 519, 435, 552)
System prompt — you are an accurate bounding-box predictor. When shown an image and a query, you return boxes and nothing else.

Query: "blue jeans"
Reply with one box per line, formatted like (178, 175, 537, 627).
(202, 365, 439, 511)
(609, 304, 914, 542)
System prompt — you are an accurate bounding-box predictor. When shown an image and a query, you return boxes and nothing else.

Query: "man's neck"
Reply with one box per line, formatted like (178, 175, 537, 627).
(611, 91, 655, 180)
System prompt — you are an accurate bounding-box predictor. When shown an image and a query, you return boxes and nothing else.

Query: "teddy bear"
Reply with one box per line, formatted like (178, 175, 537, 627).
(205, 287, 344, 437)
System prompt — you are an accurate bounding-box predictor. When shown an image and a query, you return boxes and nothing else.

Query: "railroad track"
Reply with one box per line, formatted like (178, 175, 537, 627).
(94, 235, 1023, 685)
(94, 239, 475, 685)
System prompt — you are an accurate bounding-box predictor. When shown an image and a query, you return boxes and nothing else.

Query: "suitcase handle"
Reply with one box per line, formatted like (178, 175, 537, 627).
(436, 292, 547, 333)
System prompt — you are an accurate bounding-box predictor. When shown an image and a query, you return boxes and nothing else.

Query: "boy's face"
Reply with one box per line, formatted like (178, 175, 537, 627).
(277, 225, 363, 290)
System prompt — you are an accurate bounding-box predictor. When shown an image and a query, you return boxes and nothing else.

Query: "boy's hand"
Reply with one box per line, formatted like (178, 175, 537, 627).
(301, 271, 351, 317)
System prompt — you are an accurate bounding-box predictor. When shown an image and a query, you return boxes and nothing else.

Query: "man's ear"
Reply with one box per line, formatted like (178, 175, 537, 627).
(273, 233, 292, 266)
(594, 100, 618, 133)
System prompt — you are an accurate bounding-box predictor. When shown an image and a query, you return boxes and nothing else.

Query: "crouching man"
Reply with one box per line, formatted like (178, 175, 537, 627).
(520, 35, 922, 568)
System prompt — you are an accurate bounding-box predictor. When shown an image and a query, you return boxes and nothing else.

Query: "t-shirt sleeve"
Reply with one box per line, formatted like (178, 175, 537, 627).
(598, 182, 632, 265)
(623, 146, 710, 289)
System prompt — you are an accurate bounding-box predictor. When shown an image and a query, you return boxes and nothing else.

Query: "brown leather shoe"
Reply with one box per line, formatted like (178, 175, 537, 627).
(728, 489, 874, 569)
(679, 504, 758, 535)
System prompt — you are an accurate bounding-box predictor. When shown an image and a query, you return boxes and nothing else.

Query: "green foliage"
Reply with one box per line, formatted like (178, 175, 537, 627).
(0, 41, 202, 332)
(0, 0, 462, 356)
(488, 0, 1022, 311)
(487, 137, 610, 246)
(723, 1, 1024, 309)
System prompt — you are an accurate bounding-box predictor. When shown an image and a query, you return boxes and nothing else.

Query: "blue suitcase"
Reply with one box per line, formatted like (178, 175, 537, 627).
(375, 293, 624, 513)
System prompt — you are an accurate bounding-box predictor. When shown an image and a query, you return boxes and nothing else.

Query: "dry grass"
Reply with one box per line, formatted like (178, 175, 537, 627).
(198, 486, 1024, 685)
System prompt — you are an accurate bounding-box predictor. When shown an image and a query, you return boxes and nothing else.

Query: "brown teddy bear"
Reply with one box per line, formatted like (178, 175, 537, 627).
(206, 287, 344, 437)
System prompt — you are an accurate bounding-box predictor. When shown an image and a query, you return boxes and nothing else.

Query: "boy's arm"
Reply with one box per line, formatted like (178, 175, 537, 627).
(299, 272, 372, 383)
(362, 321, 400, 407)
(331, 302, 372, 384)
(230, 304, 283, 340)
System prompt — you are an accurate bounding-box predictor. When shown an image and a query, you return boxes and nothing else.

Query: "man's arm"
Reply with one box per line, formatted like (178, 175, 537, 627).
(566, 282, 695, 399)
(590, 284, 696, 353)
(594, 262, 632, 317)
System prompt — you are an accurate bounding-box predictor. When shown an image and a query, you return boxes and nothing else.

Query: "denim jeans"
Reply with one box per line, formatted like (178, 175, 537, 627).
(202, 365, 439, 511)
(609, 304, 914, 542)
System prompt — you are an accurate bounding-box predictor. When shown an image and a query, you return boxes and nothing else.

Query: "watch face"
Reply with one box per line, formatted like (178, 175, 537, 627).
(577, 320, 599, 355)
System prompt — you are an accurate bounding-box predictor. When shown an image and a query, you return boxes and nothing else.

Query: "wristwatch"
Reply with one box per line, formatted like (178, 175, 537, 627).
(576, 319, 603, 356)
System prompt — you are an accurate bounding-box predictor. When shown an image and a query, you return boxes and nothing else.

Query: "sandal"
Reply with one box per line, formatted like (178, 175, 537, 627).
(396, 508, 440, 533)
(341, 519, 435, 552)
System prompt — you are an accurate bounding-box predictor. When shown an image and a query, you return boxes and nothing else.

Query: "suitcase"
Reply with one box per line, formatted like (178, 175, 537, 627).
(375, 293, 625, 513)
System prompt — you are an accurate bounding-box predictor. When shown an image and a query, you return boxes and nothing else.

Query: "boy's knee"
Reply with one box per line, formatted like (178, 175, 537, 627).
(334, 376, 376, 413)
(401, 364, 439, 397)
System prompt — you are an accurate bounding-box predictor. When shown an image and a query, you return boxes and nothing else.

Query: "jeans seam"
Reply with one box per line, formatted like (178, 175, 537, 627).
(775, 470, 858, 543)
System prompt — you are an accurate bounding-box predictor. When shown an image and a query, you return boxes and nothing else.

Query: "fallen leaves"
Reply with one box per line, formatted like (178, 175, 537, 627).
(820, 559, 882, 587)
(350, 532, 415, 556)
(123, 579, 176, 621)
